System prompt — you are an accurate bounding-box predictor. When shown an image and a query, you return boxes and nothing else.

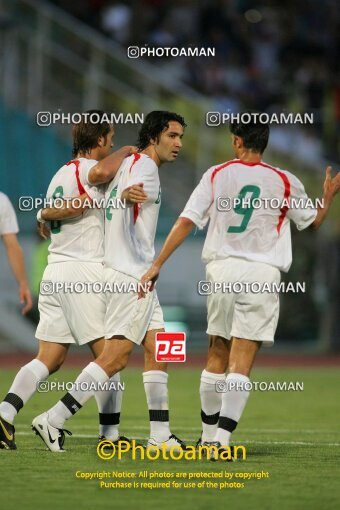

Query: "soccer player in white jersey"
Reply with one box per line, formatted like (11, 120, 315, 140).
(33, 111, 187, 452)
(140, 118, 340, 459)
(0, 111, 136, 450)
(0, 192, 32, 315)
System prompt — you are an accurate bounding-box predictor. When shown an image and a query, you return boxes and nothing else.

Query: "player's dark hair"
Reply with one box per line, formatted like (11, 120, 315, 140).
(230, 116, 269, 154)
(137, 111, 186, 151)
(72, 109, 112, 157)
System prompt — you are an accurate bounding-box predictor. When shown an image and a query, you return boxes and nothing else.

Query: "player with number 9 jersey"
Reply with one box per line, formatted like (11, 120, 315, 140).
(179, 157, 317, 347)
(140, 118, 340, 454)
(181, 159, 316, 274)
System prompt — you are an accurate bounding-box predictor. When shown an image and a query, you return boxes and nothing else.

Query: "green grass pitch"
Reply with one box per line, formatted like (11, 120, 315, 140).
(1, 366, 340, 510)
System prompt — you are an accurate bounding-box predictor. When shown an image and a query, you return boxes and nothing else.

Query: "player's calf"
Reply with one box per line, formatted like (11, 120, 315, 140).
(198, 336, 230, 444)
(0, 359, 49, 431)
(142, 331, 185, 448)
(95, 337, 134, 377)
(199, 370, 225, 444)
(214, 372, 251, 447)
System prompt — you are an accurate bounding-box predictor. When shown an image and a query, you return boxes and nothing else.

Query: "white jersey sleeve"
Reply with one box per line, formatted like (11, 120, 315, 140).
(0, 192, 19, 235)
(286, 172, 317, 230)
(179, 167, 214, 229)
(69, 158, 102, 200)
(126, 154, 160, 203)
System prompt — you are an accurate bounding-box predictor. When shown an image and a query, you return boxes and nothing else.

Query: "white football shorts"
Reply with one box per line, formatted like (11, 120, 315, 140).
(36, 261, 105, 345)
(206, 257, 281, 345)
(103, 267, 164, 344)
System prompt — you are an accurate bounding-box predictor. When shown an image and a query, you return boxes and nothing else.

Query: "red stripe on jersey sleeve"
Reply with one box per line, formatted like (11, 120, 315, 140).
(129, 152, 141, 172)
(210, 159, 240, 183)
(66, 160, 86, 195)
(128, 153, 142, 223)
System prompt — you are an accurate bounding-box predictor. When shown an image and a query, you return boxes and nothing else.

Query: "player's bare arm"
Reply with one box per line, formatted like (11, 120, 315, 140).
(1, 233, 32, 314)
(140, 217, 194, 293)
(36, 193, 90, 239)
(311, 166, 340, 229)
(88, 145, 137, 185)
(40, 192, 90, 222)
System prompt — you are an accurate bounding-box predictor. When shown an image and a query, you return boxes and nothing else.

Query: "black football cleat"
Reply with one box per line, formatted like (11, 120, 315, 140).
(0, 415, 17, 450)
(196, 439, 219, 458)
(147, 433, 188, 451)
(207, 441, 235, 462)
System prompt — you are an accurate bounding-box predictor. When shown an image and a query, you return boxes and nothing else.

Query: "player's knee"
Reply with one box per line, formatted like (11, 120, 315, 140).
(209, 336, 229, 354)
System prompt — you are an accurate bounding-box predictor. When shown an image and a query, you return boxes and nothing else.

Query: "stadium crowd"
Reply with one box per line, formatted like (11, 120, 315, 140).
(50, 0, 340, 162)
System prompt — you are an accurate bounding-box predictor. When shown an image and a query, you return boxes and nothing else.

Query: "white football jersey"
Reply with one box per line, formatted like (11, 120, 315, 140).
(180, 159, 317, 272)
(104, 153, 161, 278)
(0, 192, 19, 235)
(46, 158, 105, 263)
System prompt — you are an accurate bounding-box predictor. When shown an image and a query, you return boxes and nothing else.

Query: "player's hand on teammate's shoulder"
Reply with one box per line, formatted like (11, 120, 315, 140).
(120, 145, 138, 157)
(139, 263, 161, 299)
(18, 281, 33, 315)
(323, 166, 340, 197)
(122, 183, 148, 206)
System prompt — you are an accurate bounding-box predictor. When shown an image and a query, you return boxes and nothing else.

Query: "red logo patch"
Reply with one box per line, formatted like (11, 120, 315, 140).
(155, 332, 186, 362)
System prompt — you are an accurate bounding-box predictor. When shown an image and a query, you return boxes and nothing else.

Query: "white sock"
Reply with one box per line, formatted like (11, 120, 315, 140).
(48, 362, 109, 430)
(215, 373, 250, 446)
(143, 371, 170, 442)
(200, 369, 224, 442)
(0, 359, 49, 424)
(94, 372, 123, 440)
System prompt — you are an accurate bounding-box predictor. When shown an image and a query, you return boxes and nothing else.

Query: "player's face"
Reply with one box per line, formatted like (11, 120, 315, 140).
(155, 121, 184, 163)
(98, 126, 114, 159)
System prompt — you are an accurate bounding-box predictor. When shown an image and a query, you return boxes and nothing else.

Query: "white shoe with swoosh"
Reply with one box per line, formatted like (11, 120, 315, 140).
(32, 412, 71, 452)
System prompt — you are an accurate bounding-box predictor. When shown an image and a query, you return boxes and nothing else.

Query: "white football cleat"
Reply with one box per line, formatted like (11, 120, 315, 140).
(32, 412, 72, 452)
(147, 433, 187, 451)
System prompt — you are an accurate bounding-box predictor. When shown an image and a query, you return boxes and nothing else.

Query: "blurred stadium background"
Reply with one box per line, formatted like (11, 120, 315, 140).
(0, 0, 340, 359)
